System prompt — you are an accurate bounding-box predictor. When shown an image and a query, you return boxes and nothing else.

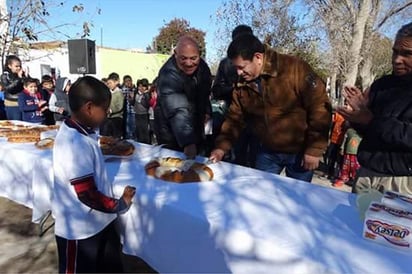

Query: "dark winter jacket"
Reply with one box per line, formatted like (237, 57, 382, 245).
(0, 71, 24, 102)
(53, 77, 71, 122)
(154, 56, 212, 150)
(211, 57, 238, 106)
(354, 74, 412, 176)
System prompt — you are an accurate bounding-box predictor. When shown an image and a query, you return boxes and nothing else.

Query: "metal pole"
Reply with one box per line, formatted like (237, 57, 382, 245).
(100, 25, 103, 47)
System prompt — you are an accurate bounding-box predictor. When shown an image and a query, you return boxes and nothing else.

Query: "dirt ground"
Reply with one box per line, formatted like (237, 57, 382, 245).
(0, 197, 57, 273)
(0, 197, 157, 273)
(0, 167, 349, 273)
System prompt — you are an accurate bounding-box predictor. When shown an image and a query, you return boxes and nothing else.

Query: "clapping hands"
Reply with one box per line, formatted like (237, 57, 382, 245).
(337, 86, 373, 125)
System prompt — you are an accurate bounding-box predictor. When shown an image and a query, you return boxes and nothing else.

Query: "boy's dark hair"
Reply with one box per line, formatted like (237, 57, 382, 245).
(108, 72, 120, 81)
(231, 25, 253, 40)
(123, 75, 132, 81)
(4, 55, 21, 72)
(139, 78, 149, 87)
(227, 34, 264, 61)
(41, 75, 53, 84)
(69, 76, 111, 112)
(23, 77, 38, 87)
(396, 22, 412, 39)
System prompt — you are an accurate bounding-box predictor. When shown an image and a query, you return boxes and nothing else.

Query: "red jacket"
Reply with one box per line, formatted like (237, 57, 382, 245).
(330, 112, 346, 145)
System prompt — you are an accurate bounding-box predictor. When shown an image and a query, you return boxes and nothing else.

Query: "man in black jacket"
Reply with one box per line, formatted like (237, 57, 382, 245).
(211, 25, 257, 167)
(211, 25, 253, 108)
(154, 36, 212, 158)
(338, 22, 412, 194)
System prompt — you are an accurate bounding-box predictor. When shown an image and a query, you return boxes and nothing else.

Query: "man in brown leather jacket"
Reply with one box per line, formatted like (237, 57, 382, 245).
(210, 34, 332, 182)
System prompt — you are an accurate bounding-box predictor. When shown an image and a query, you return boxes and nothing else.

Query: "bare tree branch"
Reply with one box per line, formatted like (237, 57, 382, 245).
(342, 0, 356, 18)
(377, 1, 412, 29)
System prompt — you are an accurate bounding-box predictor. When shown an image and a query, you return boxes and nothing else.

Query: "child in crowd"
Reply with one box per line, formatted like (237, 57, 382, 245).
(122, 75, 136, 139)
(49, 77, 71, 125)
(52, 76, 136, 273)
(132, 78, 150, 144)
(100, 72, 124, 138)
(1, 55, 26, 120)
(333, 127, 362, 187)
(18, 78, 47, 124)
(40, 75, 55, 125)
(101, 77, 108, 86)
(148, 79, 158, 144)
(324, 112, 347, 180)
(0, 83, 6, 120)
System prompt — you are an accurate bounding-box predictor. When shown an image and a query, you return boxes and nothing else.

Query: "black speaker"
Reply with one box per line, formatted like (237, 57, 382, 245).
(68, 39, 96, 74)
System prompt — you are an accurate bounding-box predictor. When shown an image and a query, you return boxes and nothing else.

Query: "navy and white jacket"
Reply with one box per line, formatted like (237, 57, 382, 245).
(18, 90, 44, 123)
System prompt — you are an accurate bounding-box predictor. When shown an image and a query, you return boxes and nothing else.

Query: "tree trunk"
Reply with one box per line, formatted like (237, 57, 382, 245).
(343, 0, 372, 86)
(0, 0, 8, 73)
(330, 69, 337, 100)
(359, 57, 375, 90)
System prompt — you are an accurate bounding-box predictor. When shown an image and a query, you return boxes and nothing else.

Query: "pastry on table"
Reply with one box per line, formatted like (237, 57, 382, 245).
(7, 136, 41, 143)
(99, 136, 135, 156)
(145, 157, 214, 183)
(35, 138, 55, 149)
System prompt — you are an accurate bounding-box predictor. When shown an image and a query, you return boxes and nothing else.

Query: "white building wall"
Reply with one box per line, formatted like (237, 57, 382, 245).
(19, 45, 103, 82)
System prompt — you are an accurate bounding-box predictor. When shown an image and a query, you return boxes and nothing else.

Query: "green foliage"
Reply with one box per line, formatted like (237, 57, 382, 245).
(369, 34, 393, 79)
(154, 18, 206, 57)
(294, 42, 328, 80)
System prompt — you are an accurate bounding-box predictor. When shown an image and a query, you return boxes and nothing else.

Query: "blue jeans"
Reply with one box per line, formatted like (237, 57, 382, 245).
(126, 112, 136, 139)
(255, 147, 313, 182)
(5, 106, 22, 120)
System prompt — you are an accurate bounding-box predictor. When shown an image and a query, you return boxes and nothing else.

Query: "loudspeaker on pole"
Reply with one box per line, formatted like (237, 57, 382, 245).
(68, 39, 96, 74)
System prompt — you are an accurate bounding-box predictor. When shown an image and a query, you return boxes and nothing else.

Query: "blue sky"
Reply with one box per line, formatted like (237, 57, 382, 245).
(41, 0, 225, 61)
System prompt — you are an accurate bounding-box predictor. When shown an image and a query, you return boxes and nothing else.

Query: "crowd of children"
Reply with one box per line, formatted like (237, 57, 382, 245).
(0, 57, 158, 146)
(0, 55, 71, 125)
(100, 73, 158, 145)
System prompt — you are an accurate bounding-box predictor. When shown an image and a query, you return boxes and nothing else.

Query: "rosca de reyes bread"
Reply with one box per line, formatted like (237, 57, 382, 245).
(145, 157, 213, 183)
(99, 136, 135, 156)
(7, 136, 40, 143)
(0, 123, 59, 143)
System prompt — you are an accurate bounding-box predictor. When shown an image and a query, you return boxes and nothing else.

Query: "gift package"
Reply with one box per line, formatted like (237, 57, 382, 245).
(381, 191, 412, 213)
(362, 190, 412, 251)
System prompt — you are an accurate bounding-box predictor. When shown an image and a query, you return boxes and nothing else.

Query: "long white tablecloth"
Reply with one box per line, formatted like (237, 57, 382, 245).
(0, 141, 53, 222)
(0, 141, 411, 273)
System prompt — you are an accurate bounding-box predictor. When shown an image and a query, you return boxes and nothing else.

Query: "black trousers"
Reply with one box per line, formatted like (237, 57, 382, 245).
(149, 119, 157, 145)
(233, 126, 258, 168)
(100, 117, 123, 139)
(135, 113, 150, 144)
(324, 143, 342, 177)
(55, 221, 123, 273)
